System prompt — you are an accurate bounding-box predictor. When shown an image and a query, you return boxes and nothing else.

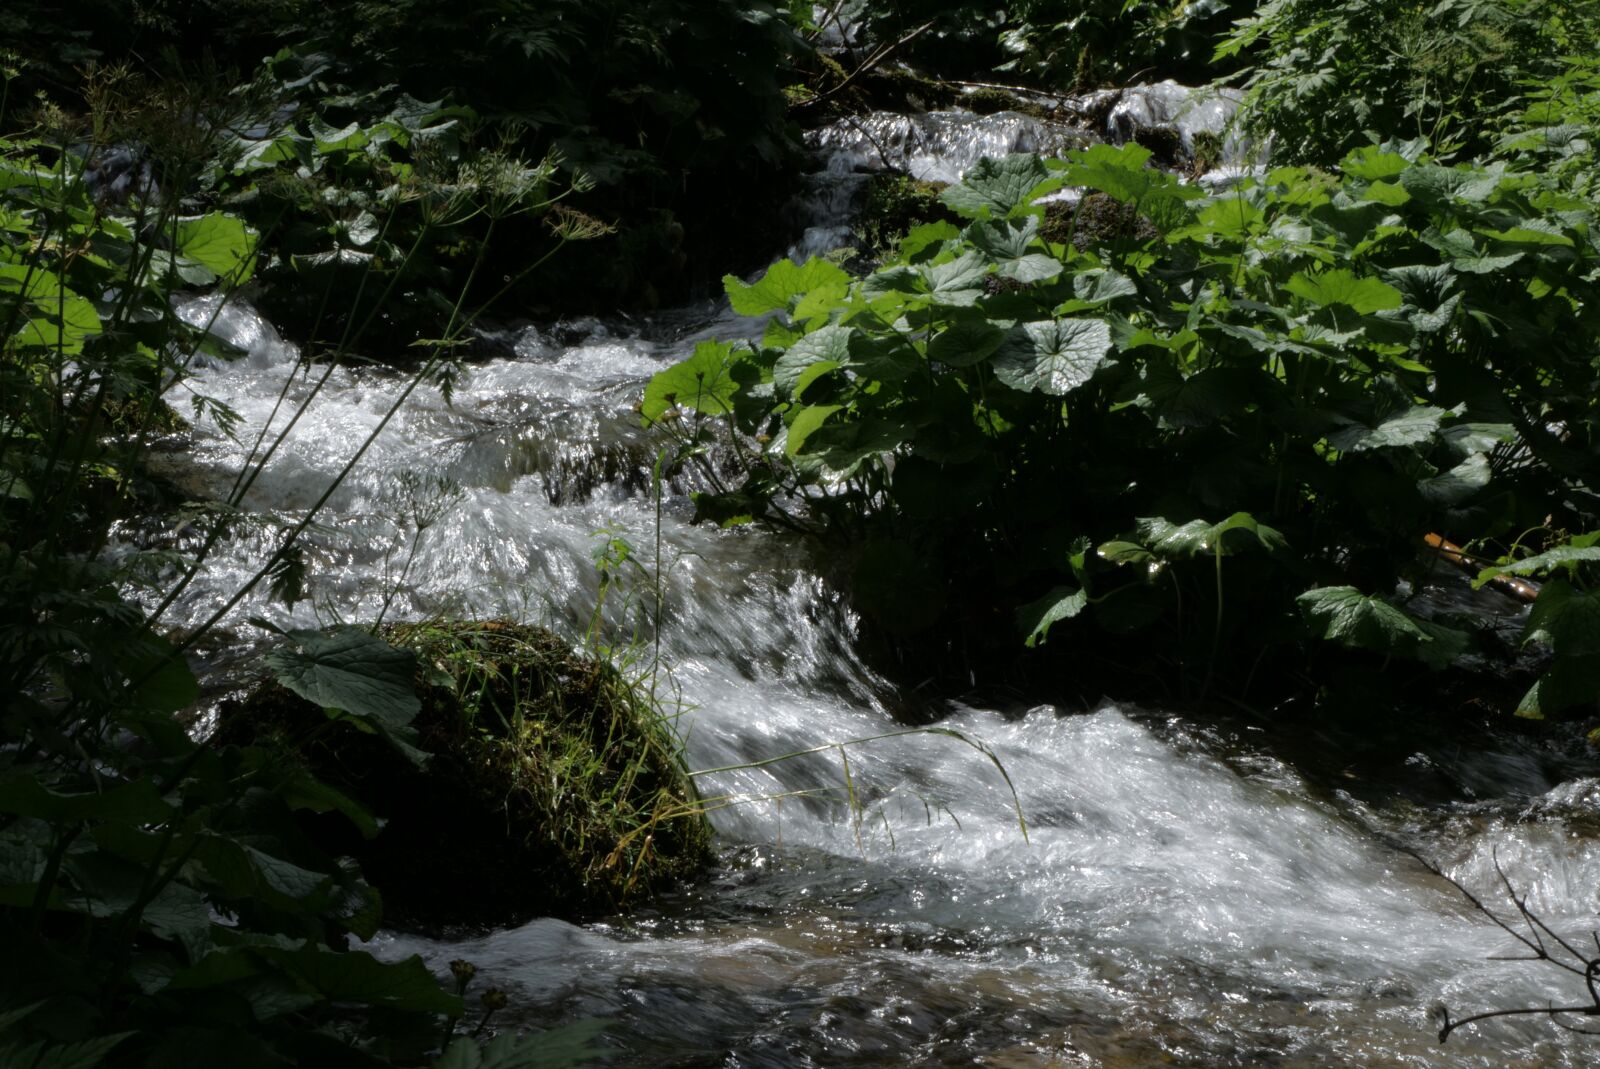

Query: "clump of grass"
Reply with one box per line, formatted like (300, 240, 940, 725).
(225, 618, 711, 931)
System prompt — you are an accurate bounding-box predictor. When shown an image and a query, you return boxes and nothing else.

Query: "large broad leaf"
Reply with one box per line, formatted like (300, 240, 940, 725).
(261, 627, 419, 728)
(785, 404, 843, 457)
(1327, 405, 1446, 452)
(1417, 454, 1490, 507)
(175, 213, 257, 284)
(919, 251, 989, 306)
(967, 216, 1062, 283)
(1523, 579, 1600, 656)
(117, 633, 200, 714)
(723, 258, 850, 317)
(928, 316, 1005, 368)
(1340, 146, 1411, 181)
(0, 777, 172, 824)
(1400, 163, 1503, 208)
(1017, 585, 1088, 647)
(1474, 535, 1600, 587)
(1285, 268, 1402, 313)
(641, 341, 747, 421)
(992, 319, 1111, 395)
(1515, 656, 1600, 719)
(774, 325, 852, 397)
(1061, 142, 1199, 226)
(939, 154, 1052, 219)
(1136, 512, 1286, 559)
(11, 292, 101, 355)
(1138, 361, 1247, 429)
(0, 1034, 133, 1069)
(1297, 586, 1466, 669)
(251, 946, 459, 1014)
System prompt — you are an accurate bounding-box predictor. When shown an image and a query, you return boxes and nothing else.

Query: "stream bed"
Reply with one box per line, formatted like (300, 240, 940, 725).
(121, 102, 1600, 1067)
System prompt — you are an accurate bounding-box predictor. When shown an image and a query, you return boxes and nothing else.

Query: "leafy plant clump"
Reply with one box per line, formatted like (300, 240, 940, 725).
(642, 140, 1600, 716)
(0, 69, 603, 1066)
(225, 620, 712, 930)
(1218, 0, 1595, 166)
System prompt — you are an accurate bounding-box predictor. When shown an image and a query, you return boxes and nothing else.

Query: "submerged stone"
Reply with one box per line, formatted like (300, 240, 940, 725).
(220, 620, 712, 931)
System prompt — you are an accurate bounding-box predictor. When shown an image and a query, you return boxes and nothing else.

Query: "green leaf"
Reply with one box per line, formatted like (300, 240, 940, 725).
(1475, 543, 1600, 587)
(1071, 270, 1137, 305)
(279, 772, 380, 839)
(1097, 541, 1156, 567)
(1515, 656, 1600, 719)
(118, 633, 200, 714)
(250, 946, 459, 1014)
(1400, 164, 1502, 207)
(1284, 269, 1402, 313)
(1524, 580, 1600, 656)
(1297, 586, 1465, 669)
(641, 341, 745, 422)
(939, 154, 1052, 219)
(1340, 146, 1411, 181)
(13, 1033, 134, 1069)
(1418, 454, 1490, 507)
(0, 777, 172, 824)
(919, 251, 989, 306)
(11, 292, 100, 355)
(774, 326, 852, 398)
(1327, 406, 1446, 452)
(928, 317, 1004, 367)
(1018, 586, 1088, 647)
(1139, 362, 1246, 429)
(262, 626, 419, 729)
(724, 258, 850, 317)
(786, 404, 843, 456)
(1441, 421, 1513, 457)
(175, 213, 257, 284)
(968, 217, 1062, 283)
(898, 221, 961, 260)
(1136, 513, 1285, 558)
(1061, 142, 1199, 226)
(992, 319, 1111, 395)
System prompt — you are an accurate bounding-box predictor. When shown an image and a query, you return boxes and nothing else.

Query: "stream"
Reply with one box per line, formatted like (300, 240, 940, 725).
(120, 95, 1600, 1067)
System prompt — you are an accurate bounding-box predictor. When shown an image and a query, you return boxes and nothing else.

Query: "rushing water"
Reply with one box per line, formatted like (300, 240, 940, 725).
(120, 107, 1600, 1067)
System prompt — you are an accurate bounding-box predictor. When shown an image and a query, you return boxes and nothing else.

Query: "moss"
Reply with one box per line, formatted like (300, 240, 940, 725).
(1132, 124, 1184, 170)
(855, 173, 960, 258)
(857, 65, 959, 113)
(221, 620, 712, 931)
(960, 87, 1054, 123)
(1039, 193, 1160, 251)
(1188, 130, 1224, 178)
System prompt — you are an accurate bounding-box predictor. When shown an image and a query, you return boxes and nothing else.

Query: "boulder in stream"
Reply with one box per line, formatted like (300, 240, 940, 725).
(219, 620, 712, 931)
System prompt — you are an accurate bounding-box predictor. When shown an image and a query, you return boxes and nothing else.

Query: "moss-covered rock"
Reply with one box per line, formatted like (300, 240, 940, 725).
(856, 174, 961, 258)
(1040, 192, 1160, 251)
(220, 620, 712, 931)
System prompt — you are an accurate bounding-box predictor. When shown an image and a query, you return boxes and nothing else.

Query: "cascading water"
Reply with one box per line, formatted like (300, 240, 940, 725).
(119, 103, 1600, 1068)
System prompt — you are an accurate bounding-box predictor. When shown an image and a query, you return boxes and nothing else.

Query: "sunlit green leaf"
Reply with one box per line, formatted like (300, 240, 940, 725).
(992, 319, 1111, 395)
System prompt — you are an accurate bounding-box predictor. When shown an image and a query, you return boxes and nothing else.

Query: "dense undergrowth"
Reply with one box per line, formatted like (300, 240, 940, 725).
(0, 22, 702, 1064)
(645, 3, 1600, 725)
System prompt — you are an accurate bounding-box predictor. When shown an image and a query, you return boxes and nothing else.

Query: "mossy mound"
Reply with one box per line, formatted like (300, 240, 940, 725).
(221, 620, 712, 931)
(856, 174, 961, 258)
(1040, 192, 1160, 251)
